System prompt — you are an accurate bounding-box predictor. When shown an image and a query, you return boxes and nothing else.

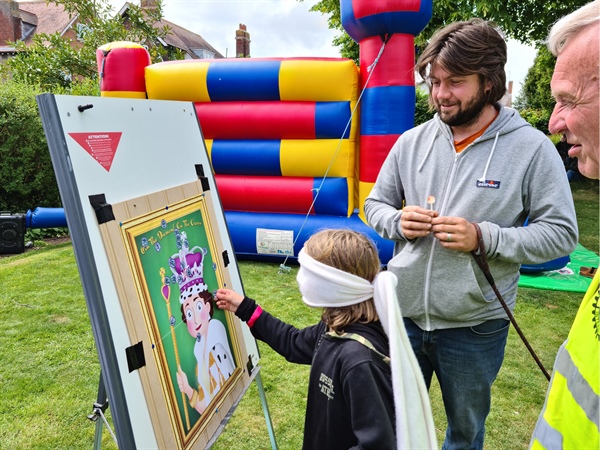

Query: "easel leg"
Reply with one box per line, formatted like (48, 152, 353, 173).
(88, 371, 109, 450)
(255, 372, 278, 450)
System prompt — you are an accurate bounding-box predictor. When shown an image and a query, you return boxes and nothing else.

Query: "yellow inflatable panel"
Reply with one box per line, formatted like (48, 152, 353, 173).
(346, 177, 355, 217)
(357, 180, 375, 222)
(280, 139, 354, 178)
(100, 90, 146, 99)
(204, 139, 213, 165)
(146, 62, 211, 102)
(98, 41, 145, 51)
(279, 59, 359, 101)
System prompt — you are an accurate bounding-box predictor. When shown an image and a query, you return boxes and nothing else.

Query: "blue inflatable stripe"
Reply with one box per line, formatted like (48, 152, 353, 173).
(341, 0, 433, 42)
(315, 102, 351, 139)
(360, 85, 415, 135)
(224, 211, 395, 263)
(207, 60, 281, 101)
(211, 140, 282, 176)
(313, 178, 348, 215)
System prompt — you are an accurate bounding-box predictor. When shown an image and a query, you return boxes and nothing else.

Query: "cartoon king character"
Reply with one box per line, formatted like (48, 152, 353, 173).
(169, 230, 235, 415)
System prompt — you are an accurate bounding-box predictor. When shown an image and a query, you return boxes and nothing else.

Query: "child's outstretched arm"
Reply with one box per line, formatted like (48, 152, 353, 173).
(215, 289, 323, 365)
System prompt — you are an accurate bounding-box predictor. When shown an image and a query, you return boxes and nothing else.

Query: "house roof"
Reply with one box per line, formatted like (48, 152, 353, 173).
(12, 1, 224, 58)
(18, 1, 72, 41)
(117, 1, 224, 59)
(156, 17, 224, 59)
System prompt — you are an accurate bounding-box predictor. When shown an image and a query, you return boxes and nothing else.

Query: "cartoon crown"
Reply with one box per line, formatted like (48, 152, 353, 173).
(168, 229, 208, 304)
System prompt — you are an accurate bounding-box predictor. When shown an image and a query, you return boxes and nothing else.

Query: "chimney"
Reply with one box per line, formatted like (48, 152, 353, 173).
(506, 80, 513, 107)
(0, 0, 22, 45)
(235, 23, 250, 58)
(140, 0, 158, 9)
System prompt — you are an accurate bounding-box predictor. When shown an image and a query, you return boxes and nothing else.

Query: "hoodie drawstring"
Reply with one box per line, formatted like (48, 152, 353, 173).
(417, 129, 440, 172)
(478, 131, 500, 181)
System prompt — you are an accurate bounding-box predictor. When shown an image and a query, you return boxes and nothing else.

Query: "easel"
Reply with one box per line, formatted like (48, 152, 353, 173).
(38, 94, 272, 450)
(88, 369, 278, 449)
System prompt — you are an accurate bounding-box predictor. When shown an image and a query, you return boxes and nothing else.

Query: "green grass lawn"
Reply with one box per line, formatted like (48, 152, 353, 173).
(0, 181, 597, 450)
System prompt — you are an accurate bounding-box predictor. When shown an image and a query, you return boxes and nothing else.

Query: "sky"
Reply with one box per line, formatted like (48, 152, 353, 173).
(112, 0, 538, 100)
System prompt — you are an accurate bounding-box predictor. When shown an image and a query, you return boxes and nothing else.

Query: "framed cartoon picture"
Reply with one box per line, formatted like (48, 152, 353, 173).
(118, 192, 243, 447)
(96, 182, 252, 449)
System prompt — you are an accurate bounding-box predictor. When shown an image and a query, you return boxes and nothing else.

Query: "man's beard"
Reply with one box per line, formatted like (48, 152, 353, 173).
(436, 85, 489, 127)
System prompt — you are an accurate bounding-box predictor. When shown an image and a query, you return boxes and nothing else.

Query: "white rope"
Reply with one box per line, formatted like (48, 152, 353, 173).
(95, 406, 119, 447)
(278, 38, 389, 273)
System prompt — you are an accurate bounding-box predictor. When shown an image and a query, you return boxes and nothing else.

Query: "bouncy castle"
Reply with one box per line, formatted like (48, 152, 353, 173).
(95, 1, 433, 263)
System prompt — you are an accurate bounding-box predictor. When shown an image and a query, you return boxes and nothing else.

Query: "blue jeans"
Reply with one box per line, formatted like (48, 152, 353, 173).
(404, 318, 510, 450)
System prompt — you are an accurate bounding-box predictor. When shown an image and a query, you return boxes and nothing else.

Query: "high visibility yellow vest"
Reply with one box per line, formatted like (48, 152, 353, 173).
(530, 270, 600, 449)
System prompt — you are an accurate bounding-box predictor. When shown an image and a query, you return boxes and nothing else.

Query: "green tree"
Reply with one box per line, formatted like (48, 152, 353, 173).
(514, 46, 557, 134)
(415, 88, 435, 126)
(0, 80, 60, 212)
(304, 0, 589, 62)
(1, 0, 180, 91)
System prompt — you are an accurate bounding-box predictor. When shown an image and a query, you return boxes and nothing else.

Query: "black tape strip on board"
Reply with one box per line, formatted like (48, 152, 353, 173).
(126, 341, 146, 373)
(88, 194, 115, 224)
(222, 250, 230, 268)
(246, 355, 255, 376)
(195, 164, 210, 191)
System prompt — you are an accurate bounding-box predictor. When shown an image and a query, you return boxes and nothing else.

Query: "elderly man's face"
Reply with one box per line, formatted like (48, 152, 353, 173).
(548, 23, 600, 180)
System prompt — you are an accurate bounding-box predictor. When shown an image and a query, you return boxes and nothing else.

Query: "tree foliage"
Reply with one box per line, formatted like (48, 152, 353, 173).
(304, 0, 589, 63)
(514, 46, 557, 134)
(1, 0, 181, 91)
(415, 88, 435, 126)
(0, 80, 60, 212)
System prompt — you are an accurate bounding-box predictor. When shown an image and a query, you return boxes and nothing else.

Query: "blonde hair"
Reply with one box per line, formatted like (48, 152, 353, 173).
(303, 229, 381, 333)
(547, 0, 600, 56)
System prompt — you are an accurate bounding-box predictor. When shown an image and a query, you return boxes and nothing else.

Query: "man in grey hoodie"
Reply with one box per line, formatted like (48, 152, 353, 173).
(364, 18, 578, 450)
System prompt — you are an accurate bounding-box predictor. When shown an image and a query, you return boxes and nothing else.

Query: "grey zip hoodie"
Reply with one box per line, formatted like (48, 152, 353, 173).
(365, 104, 578, 331)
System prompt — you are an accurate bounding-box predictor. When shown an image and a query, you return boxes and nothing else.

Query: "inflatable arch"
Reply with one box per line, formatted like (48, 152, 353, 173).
(94, 1, 433, 263)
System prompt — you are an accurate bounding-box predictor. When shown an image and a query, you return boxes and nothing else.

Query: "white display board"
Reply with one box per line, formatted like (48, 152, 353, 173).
(37, 94, 261, 449)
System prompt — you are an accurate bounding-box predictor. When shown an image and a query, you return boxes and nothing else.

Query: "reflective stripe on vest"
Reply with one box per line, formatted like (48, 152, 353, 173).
(531, 413, 563, 449)
(532, 340, 600, 448)
(554, 341, 599, 428)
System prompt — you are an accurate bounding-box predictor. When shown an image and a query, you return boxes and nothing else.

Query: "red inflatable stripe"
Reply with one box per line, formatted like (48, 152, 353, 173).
(359, 134, 400, 183)
(215, 175, 315, 214)
(352, 0, 421, 17)
(360, 35, 415, 88)
(196, 102, 316, 139)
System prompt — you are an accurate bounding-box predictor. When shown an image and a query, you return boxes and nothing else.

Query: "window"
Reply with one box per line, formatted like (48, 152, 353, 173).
(191, 48, 214, 59)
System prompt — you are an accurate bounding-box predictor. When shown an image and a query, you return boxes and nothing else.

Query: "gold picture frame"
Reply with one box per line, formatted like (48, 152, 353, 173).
(98, 181, 248, 449)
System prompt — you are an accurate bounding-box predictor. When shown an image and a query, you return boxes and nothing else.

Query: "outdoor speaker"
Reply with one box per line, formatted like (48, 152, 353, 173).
(0, 212, 26, 255)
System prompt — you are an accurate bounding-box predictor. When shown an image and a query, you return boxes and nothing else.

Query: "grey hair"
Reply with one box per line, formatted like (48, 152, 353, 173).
(547, 0, 600, 56)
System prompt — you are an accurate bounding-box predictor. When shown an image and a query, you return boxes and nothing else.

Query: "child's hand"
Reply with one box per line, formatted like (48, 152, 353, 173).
(215, 288, 244, 313)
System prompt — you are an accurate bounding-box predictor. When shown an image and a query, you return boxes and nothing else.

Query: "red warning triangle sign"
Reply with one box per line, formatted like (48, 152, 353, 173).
(68, 132, 122, 172)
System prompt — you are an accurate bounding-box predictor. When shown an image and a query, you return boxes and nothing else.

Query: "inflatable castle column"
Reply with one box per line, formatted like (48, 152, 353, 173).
(96, 41, 151, 98)
(340, 1, 432, 219)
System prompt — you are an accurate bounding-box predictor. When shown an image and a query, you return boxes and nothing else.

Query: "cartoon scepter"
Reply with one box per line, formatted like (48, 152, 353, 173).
(160, 267, 191, 431)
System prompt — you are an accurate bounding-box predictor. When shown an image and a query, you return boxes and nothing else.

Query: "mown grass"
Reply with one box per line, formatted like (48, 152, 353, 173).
(0, 182, 597, 450)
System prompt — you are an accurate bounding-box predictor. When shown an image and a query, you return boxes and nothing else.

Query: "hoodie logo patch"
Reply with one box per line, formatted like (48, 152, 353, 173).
(476, 179, 500, 189)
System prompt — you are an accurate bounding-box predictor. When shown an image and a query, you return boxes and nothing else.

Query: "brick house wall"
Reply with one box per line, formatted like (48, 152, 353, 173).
(0, 0, 21, 44)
